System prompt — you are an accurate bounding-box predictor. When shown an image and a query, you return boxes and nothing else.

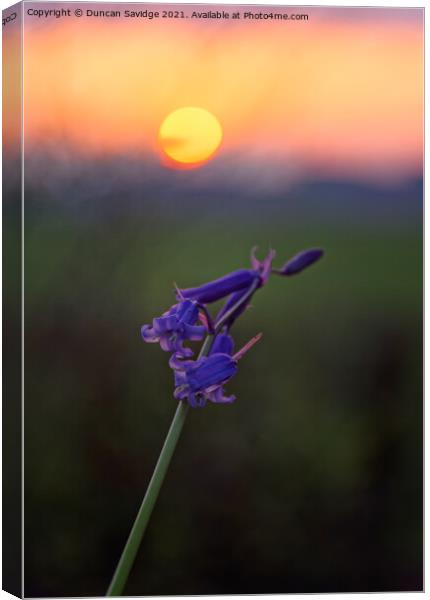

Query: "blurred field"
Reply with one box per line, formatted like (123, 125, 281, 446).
(15, 203, 422, 596)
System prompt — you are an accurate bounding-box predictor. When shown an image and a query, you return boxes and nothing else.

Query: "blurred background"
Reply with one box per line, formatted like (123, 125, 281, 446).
(5, 3, 424, 595)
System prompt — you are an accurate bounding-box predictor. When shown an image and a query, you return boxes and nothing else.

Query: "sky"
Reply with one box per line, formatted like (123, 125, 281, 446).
(5, 4, 424, 183)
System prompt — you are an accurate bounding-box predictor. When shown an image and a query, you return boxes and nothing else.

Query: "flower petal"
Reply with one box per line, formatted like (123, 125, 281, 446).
(174, 370, 187, 387)
(174, 385, 189, 400)
(182, 324, 206, 341)
(171, 336, 189, 357)
(207, 387, 236, 404)
(141, 325, 159, 343)
(175, 299, 200, 325)
(170, 352, 197, 370)
(188, 392, 207, 408)
(186, 354, 237, 393)
(159, 334, 176, 352)
(152, 314, 179, 334)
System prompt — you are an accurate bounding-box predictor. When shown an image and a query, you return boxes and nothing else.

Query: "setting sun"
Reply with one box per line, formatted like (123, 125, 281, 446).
(158, 107, 223, 168)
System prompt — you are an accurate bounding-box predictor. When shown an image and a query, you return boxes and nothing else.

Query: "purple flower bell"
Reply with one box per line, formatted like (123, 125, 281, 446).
(173, 353, 237, 408)
(178, 269, 259, 304)
(274, 248, 324, 276)
(170, 332, 261, 408)
(141, 299, 206, 358)
(177, 249, 277, 307)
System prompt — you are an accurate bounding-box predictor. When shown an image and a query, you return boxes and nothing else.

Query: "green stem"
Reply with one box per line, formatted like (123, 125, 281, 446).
(107, 335, 214, 596)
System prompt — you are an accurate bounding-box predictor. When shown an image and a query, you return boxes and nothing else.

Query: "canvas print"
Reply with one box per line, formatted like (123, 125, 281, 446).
(2, 2, 423, 597)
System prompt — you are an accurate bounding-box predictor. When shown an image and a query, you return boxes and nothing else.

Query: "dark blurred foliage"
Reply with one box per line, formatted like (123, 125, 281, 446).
(17, 171, 422, 596)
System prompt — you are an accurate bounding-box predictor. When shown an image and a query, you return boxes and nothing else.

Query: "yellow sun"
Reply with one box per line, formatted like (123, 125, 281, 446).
(158, 107, 223, 168)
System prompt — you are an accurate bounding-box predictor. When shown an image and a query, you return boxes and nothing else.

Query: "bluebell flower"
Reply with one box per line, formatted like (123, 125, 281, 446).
(274, 248, 324, 276)
(172, 353, 237, 408)
(170, 332, 261, 408)
(141, 299, 206, 357)
(178, 269, 259, 304)
(178, 249, 277, 307)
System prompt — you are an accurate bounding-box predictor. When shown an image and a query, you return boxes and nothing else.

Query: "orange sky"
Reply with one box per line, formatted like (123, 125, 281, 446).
(19, 6, 423, 180)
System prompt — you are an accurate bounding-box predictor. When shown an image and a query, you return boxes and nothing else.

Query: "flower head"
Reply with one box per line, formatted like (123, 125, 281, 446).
(173, 352, 237, 408)
(142, 245, 324, 407)
(141, 299, 206, 357)
(170, 332, 261, 408)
